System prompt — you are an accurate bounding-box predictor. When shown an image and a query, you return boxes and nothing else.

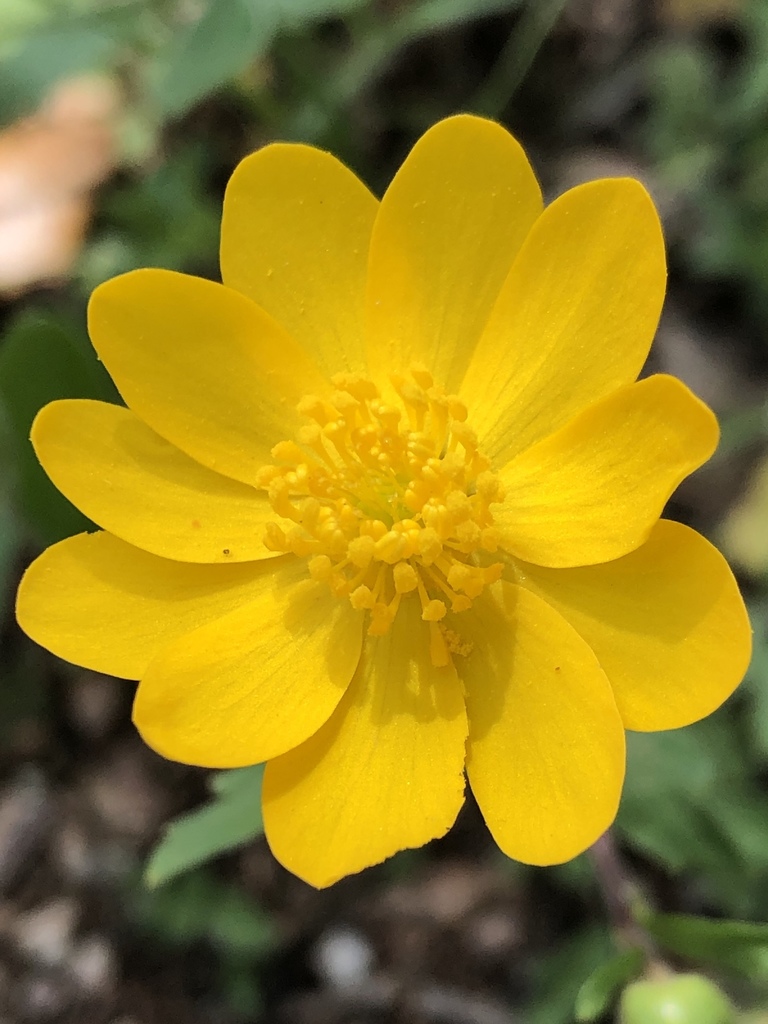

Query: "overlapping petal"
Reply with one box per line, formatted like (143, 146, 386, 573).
(262, 599, 467, 888)
(32, 400, 277, 563)
(221, 143, 377, 376)
(16, 532, 289, 679)
(133, 569, 363, 769)
(14, 112, 750, 888)
(461, 178, 666, 464)
(494, 375, 718, 567)
(514, 521, 752, 731)
(365, 115, 542, 395)
(460, 583, 625, 865)
(88, 269, 329, 486)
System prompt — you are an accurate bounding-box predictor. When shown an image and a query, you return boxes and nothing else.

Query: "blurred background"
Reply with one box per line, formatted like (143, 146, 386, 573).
(2, 0, 768, 1021)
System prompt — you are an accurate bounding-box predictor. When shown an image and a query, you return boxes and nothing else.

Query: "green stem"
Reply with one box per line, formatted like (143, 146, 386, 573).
(470, 0, 570, 117)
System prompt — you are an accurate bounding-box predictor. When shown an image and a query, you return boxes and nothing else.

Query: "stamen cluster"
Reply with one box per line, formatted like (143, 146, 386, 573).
(256, 367, 505, 666)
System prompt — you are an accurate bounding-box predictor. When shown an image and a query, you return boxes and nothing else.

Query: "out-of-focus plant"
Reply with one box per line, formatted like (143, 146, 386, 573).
(644, 0, 768, 319)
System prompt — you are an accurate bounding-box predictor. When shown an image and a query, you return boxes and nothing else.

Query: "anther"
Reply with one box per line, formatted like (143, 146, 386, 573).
(348, 535, 375, 569)
(393, 562, 419, 594)
(350, 585, 374, 610)
(308, 555, 332, 581)
(260, 371, 506, 641)
(297, 395, 331, 424)
(410, 364, 434, 390)
(422, 598, 447, 622)
(447, 397, 467, 422)
(374, 531, 408, 564)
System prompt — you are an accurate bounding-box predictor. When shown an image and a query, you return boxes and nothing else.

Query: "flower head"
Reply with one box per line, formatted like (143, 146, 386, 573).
(16, 115, 751, 887)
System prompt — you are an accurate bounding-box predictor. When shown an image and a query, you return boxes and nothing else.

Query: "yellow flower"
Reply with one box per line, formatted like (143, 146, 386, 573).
(16, 115, 751, 887)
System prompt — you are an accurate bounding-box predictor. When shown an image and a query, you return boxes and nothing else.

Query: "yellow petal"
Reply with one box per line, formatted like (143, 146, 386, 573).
(32, 400, 278, 563)
(461, 178, 666, 463)
(365, 115, 542, 394)
(514, 520, 752, 731)
(262, 597, 467, 887)
(221, 143, 377, 376)
(461, 582, 625, 865)
(133, 569, 363, 769)
(87, 269, 329, 486)
(495, 375, 718, 567)
(16, 532, 289, 678)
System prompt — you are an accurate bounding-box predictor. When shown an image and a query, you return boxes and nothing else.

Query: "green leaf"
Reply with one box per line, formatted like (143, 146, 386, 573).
(575, 947, 645, 1022)
(145, 765, 265, 888)
(529, 926, 614, 1024)
(0, 5, 137, 124)
(0, 444, 21, 619)
(89, 144, 221, 283)
(743, 600, 768, 758)
(277, 0, 523, 151)
(641, 913, 768, 982)
(155, 0, 277, 117)
(277, 0, 370, 23)
(0, 310, 117, 543)
(719, 454, 768, 575)
(470, 0, 569, 116)
(132, 868, 274, 956)
(391, 0, 523, 37)
(0, 0, 49, 44)
(616, 719, 768, 913)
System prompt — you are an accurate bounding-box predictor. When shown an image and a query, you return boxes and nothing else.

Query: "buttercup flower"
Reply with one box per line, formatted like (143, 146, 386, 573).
(16, 116, 751, 887)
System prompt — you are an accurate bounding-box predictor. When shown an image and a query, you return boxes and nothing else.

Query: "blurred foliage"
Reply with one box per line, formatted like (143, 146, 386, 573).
(130, 868, 274, 1014)
(530, 925, 614, 1024)
(145, 765, 265, 888)
(0, 310, 117, 543)
(1, 0, 768, 1022)
(574, 948, 645, 1023)
(720, 454, 768, 575)
(642, 912, 768, 982)
(644, 0, 768, 320)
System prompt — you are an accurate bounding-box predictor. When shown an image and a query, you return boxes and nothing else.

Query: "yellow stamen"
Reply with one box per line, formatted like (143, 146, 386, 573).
(258, 369, 505, 666)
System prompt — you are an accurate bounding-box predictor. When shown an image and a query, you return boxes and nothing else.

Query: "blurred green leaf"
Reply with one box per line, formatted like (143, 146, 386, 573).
(647, 42, 716, 154)
(727, 2, 768, 125)
(130, 868, 273, 1014)
(145, 765, 265, 888)
(642, 913, 768, 982)
(575, 947, 645, 1022)
(471, 0, 569, 117)
(719, 454, 768, 575)
(278, 0, 369, 23)
(744, 600, 768, 759)
(0, 4, 140, 123)
(716, 402, 768, 460)
(0, 310, 118, 543)
(279, 0, 523, 149)
(82, 145, 221, 285)
(0, 429, 21, 619)
(0, 0, 49, 43)
(617, 721, 768, 914)
(132, 867, 273, 969)
(0, 28, 114, 122)
(530, 926, 614, 1024)
(155, 0, 277, 117)
(391, 0, 523, 36)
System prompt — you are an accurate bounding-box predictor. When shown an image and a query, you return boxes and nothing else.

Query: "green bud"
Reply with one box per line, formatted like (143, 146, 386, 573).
(619, 973, 735, 1024)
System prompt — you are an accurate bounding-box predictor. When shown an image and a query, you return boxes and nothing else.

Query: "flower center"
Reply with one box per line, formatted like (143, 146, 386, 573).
(255, 366, 505, 666)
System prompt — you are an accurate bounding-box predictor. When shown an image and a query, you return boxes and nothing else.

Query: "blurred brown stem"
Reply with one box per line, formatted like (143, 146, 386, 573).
(588, 831, 664, 967)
